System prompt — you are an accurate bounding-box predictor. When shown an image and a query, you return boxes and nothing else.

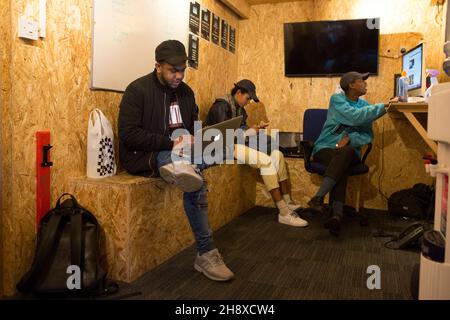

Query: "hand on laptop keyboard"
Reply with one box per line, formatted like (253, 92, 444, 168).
(172, 135, 194, 159)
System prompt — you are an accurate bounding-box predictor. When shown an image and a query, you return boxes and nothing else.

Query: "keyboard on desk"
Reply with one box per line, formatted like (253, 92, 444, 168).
(407, 96, 426, 103)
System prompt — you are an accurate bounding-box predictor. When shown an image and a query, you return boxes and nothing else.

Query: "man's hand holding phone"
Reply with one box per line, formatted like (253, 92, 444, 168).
(258, 121, 269, 129)
(249, 121, 269, 134)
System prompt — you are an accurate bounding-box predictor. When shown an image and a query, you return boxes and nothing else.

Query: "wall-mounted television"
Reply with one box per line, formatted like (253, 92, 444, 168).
(284, 18, 380, 77)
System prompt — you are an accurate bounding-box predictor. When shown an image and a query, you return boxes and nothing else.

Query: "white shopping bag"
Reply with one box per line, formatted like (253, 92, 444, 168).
(87, 108, 117, 178)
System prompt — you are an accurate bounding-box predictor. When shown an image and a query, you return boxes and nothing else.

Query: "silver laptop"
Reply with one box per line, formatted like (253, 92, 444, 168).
(199, 115, 243, 150)
(182, 116, 243, 163)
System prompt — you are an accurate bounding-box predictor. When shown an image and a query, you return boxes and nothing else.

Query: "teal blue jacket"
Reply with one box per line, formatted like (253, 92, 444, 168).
(312, 93, 386, 157)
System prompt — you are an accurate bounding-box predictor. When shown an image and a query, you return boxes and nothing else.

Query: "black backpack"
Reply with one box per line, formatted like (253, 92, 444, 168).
(17, 193, 118, 297)
(388, 183, 435, 220)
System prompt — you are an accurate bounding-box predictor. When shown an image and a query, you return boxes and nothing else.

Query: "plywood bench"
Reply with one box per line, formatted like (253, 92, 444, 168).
(68, 164, 257, 283)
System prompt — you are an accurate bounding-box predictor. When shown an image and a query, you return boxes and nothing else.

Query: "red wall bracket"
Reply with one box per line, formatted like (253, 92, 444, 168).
(36, 131, 52, 230)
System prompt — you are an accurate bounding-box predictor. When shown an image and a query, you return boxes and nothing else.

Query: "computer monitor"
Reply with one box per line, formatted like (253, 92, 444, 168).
(402, 43, 424, 97)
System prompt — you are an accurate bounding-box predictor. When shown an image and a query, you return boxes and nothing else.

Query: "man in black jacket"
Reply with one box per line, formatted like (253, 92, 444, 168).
(118, 40, 234, 282)
(206, 80, 308, 228)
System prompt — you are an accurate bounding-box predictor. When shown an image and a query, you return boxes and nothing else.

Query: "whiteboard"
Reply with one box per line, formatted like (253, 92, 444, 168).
(91, 0, 190, 92)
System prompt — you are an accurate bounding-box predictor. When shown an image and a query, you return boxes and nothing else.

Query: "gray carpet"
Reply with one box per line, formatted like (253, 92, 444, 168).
(111, 206, 425, 300)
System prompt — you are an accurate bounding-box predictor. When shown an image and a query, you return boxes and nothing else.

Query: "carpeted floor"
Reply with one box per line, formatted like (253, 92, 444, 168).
(109, 206, 426, 300)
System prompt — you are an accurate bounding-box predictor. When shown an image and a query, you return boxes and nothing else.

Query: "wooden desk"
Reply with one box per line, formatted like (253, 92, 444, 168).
(388, 102, 437, 154)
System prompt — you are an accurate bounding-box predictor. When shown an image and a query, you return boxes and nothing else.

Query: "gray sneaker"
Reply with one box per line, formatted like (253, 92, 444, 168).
(279, 210, 309, 227)
(194, 249, 234, 282)
(159, 162, 203, 192)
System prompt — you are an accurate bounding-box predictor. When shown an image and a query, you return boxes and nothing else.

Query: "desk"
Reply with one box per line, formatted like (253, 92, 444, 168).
(388, 102, 437, 154)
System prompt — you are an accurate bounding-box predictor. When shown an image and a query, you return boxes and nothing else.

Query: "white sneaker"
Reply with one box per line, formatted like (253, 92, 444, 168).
(286, 201, 302, 212)
(278, 211, 309, 227)
(194, 249, 234, 282)
(159, 162, 203, 192)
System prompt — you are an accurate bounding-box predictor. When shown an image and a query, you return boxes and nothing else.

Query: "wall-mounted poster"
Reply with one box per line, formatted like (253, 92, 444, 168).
(189, 1, 200, 35)
(221, 19, 228, 50)
(188, 34, 199, 69)
(201, 9, 211, 41)
(211, 13, 220, 45)
(229, 26, 236, 54)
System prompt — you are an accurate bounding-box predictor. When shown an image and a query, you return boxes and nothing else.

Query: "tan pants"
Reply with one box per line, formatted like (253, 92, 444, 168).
(234, 144, 288, 191)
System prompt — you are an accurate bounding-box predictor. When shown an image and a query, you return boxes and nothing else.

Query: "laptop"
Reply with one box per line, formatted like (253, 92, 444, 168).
(199, 115, 243, 150)
(175, 116, 243, 163)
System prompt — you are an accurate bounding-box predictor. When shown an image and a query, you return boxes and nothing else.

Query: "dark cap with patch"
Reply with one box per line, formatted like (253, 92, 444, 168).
(155, 40, 188, 65)
(235, 79, 259, 103)
(340, 72, 370, 91)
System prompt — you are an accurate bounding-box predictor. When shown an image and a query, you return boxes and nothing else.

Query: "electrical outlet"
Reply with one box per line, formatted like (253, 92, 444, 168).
(18, 16, 38, 41)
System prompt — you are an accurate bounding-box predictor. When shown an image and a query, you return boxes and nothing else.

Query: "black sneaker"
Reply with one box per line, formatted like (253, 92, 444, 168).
(307, 196, 324, 213)
(324, 214, 342, 237)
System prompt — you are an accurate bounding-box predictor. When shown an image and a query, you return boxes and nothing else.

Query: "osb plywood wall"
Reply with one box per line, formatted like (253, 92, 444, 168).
(187, 0, 240, 121)
(1, 0, 239, 296)
(0, 0, 12, 297)
(238, 0, 443, 210)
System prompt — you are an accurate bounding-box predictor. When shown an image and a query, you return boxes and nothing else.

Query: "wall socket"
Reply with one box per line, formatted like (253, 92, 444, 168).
(18, 16, 38, 41)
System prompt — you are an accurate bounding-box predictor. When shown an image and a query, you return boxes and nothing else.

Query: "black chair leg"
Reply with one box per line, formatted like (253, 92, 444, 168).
(359, 210, 369, 226)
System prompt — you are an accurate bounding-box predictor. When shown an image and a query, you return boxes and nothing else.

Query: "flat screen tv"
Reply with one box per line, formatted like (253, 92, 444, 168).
(284, 18, 380, 77)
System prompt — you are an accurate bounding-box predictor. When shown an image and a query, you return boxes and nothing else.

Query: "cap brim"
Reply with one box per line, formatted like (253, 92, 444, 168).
(164, 56, 188, 66)
(361, 72, 370, 80)
(250, 92, 260, 103)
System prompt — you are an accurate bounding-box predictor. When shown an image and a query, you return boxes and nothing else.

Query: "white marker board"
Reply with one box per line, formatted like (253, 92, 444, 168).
(91, 0, 190, 92)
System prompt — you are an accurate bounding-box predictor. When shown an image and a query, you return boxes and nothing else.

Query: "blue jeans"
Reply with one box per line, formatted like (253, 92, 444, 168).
(156, 151, 215, 255)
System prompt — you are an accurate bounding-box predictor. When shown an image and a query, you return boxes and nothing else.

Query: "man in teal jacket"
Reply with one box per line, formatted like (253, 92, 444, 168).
(308, 71, 398, 236)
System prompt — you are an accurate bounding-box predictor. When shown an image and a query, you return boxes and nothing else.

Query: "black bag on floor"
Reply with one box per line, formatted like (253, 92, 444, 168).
(17, 193, 118, 297)
(388, 183, 435, 220)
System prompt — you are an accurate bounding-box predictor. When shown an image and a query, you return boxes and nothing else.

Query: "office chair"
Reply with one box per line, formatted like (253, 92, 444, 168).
(300, 108, 372, 225)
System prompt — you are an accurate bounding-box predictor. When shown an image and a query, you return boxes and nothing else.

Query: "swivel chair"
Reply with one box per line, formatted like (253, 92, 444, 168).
(300, 108, 372, 225)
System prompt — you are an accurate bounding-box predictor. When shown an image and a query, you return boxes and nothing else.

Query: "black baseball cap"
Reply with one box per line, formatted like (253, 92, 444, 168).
(340, 72, 370, 91)
(235, 79, 259, 102)
(155, 40, 188, 65)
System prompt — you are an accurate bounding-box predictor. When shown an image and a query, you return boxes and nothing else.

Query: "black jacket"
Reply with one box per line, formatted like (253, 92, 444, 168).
(205, 95, 272, 154)
(118, 71, 198, 176)
(205, 95, 248, 129)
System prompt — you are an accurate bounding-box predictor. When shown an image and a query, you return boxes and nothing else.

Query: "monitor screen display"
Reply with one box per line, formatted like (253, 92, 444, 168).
(402, 43, 423, 91)
(284, 18, 380, 77)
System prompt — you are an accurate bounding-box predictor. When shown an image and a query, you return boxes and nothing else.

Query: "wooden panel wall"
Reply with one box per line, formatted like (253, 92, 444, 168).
(238, 1, 315, 130)
(1, 0, 239, 296)
(0, 0, 12, 297)
(238, 0, 441, 210)
(187, 0, 240, 121)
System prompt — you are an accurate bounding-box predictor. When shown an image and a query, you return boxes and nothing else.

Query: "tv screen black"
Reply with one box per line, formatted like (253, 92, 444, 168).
(284, 18, 380, 77)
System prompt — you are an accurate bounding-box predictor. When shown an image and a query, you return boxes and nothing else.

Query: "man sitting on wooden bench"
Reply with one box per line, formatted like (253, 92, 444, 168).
(118, 40, 234, 282)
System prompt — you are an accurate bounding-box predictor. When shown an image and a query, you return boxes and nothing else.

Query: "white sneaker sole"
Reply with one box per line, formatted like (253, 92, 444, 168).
(159, 165, 203, 193)
(194, 264, 234, 282)
(278, 215, 309, 227)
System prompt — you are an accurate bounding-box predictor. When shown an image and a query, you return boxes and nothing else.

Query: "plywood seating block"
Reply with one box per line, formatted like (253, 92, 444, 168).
(68, 164, 257, 282)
